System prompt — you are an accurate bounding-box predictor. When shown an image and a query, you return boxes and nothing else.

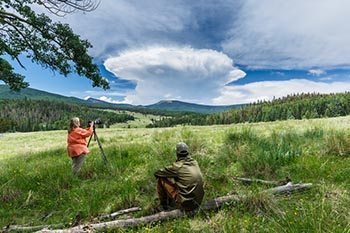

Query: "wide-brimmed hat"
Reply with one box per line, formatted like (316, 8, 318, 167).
(176, 142, 189, 156)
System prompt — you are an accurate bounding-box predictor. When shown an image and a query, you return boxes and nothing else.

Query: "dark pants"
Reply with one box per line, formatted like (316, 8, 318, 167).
(72, 154, 86, 176)
(156, 177, 180, 208)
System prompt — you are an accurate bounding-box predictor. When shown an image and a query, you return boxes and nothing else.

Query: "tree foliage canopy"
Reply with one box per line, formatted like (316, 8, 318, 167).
(0, 0, 109, 91)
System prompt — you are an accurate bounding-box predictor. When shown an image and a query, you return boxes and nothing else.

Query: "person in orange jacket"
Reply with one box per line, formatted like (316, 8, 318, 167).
(67, 117, 94, 175)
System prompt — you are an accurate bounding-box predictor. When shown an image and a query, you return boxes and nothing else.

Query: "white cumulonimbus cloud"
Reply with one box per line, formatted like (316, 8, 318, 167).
(214, 79, 350, 105)
(104, 46, 246, 105)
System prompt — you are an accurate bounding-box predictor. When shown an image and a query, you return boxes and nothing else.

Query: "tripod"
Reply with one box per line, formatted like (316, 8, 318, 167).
(87, 125, 109, 166)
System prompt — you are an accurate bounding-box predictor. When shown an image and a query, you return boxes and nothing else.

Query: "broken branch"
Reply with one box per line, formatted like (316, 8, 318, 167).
(232, 177, 291, 185)
(98, 207, 141, 220)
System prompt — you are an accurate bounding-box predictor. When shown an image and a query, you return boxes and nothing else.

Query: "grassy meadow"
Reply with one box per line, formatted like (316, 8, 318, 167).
(111, 110, 164, 128)
(0, 116, 349, 232)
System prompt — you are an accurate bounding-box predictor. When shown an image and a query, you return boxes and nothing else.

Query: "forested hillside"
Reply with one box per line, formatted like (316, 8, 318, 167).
(148, 92, 350, 127)
(0, 85, 235, 114)
(0, 99, 134, 132)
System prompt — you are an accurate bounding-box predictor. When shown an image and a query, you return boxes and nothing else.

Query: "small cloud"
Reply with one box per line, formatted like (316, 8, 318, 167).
(308, 69, 326, 76)
(84, 96, 91, 100)
(99, 96, 126, 104)
(84, 90, 130, 97)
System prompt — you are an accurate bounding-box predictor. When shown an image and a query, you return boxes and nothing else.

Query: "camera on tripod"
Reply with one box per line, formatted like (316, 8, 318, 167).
(94, 118, 102, 125)
(88, 118, 102, 127)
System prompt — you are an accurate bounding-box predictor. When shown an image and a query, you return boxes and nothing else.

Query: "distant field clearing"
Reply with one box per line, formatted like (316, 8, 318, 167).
(1, 116, 349, 161)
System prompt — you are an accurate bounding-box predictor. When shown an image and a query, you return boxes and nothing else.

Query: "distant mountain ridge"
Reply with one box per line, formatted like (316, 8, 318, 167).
(0, 85, 241, 113)
(85, 97, 134, 109)
(146, 100, 242, 113)
(0, 84, 86, 105)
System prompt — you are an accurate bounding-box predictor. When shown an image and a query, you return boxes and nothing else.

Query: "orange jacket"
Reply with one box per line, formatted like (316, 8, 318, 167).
(67, 126, 93, 157)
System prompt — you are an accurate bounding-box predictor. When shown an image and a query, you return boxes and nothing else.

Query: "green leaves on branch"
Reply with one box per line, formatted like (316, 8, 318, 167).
(0, 0, 108, 90)
(0, 58, 28, 91)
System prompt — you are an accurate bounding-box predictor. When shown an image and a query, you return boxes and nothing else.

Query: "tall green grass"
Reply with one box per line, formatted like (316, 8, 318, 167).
(224, 129, 301, 178)
(323, 130, 350, 157)
(0, 117, 350, 232)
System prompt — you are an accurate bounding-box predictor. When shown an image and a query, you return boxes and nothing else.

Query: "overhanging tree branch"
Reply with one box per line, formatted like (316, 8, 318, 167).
(0, 11, 65, 48)
(38, 0, 100, 16)
(0, 0, 109, 90)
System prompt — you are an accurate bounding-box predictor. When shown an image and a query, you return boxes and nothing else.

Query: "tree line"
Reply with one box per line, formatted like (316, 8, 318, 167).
(0, 98, 134, 132)
(147, 92, 350, 127)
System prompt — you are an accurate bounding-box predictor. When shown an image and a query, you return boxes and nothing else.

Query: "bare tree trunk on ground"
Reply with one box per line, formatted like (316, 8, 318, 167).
(232, 177, 292, 185)
(264, 182, 312, 195)
(3, 224, 64, 232)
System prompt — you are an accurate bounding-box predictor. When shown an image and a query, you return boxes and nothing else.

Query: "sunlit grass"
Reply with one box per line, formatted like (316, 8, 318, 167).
(111, 110, 163, 128)
(0, 116, 349, 232)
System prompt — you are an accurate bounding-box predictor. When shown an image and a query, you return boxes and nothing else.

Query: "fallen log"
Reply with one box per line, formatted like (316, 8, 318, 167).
(3, 224, 64, 232)
(233, 177, 291, 185)
(36, 182, 312, 233)
(98, 207, 141, 220)
(264, 182, 313, 195)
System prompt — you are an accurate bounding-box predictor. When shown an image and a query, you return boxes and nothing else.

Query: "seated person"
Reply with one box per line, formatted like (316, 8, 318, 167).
(154, 142, 204, 211)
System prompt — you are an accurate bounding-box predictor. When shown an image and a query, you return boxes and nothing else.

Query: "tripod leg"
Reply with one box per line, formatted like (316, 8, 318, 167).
(93, 132, 109, 165)
(87, 133, 93, 147)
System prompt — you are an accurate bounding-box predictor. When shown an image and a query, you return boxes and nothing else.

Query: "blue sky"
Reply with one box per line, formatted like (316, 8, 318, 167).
(3, 0, 350, 105)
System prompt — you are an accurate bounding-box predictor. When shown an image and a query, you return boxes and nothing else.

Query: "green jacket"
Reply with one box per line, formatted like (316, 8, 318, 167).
(154, 156, 204, 210)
